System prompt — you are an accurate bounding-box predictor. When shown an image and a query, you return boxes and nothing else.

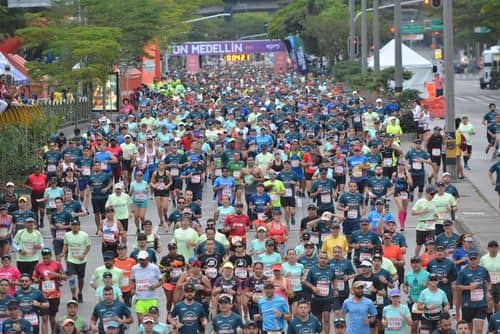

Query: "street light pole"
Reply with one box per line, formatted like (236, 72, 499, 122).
(348, 0, 355, 61)
(394, 0, 403, 92)
(444, 0, 457, 177)
(361, 0, 368, 74)
(373, 0, 380, 72)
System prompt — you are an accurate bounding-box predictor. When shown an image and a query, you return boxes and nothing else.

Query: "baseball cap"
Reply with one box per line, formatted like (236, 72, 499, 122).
(468, 251, 479, 258)
(70, 217, 80, 225)
(66, 300, 79, 306)
(304, 241, 314, 248)
(7, 300, 19, 309)
(61, 319, 75, 327)
(25, 217, 35, 223)
(41, 247, 52, 256)
(137, 250, 149, 260)
(114, 183, 123, 190)
(184, 284, 195, 291)
(410, 256, 421, 263)
(246, 321, 258, 329)
(102, 272, 113, 279)
(272, 263, 282, 271)
(167, 242, 177, 249)
(257, 226, 267, 232)
(360, 218, 369, 225)
(334, 317, 346, 325)
(414, 139, 422, 144)
(390, 288, 401, 297)
(223, 262, 234, 270)
(442, 172, 451, 177)
(425, 186, 437, 194)
(376, 98, 383, 103)
(103, 251, 115, 260)
(19, 196, 28, 202)
(302, 232, 311, 240)
(360, 260, 373, 267)
(104, 321, 120, 330)
(219, 296, 231, 304)
(429, 273, 439, 281)
(436, 245, 445, 251)
(1, 254, 11, 260)
(352, 281, 364, 288)
(321, 212, 332, 221)
(143, 316, 155, 324)
(148, 306, 159, 313)
(5, 182, 14, 187)
(443, 220, 453, 226)
(307, 203, 317, 210)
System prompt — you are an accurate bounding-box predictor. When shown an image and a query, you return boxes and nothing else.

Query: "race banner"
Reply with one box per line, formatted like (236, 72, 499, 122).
(171, 40, 287, 56)
(287, 35, 308, 75)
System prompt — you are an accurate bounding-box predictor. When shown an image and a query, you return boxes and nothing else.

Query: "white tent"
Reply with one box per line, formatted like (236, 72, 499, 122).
(368, 39, 433, 96)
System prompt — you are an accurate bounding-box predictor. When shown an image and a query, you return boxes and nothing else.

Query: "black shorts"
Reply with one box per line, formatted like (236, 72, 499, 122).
(408, 303, 422, 321)
(17, 261, 38, 277)
(154, 190, 169, 197)
(416, 230, 435, 246)
(310, 298, 331, 317)
(0, 238, 10, 248)
(52, 239, 64, 256)
(411, 174, 425, 192)
(281, 197, 296, 207)
(334, 175, 346, 187)
(66, 262, 87, 279)
(291, 291, 304, 303)
(418, 126, 425, 134)
(172, 179, 183, 190)
(492, 284, 500, 304)
(430, 156, 442, 165)
(461, 307, 488, 322)
(122, 160, 133, 171)
(39, 298, 60, 316)
(91, 198, 107, 215)
(305, 173, 314, 181)
(383, 167, 395, 179)
(333, 295, 348, 311)
(119, 219, 128, 232)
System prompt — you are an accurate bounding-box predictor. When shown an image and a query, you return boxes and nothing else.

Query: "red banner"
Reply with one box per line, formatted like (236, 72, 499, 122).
(141, 42, 161, 85)
(274, 52, 288, 76)
(186, 55, 200, 73)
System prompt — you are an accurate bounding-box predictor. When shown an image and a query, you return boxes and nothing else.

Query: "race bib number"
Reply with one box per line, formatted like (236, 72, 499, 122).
(270, 194, 280, 202)
(412, 161, 422, 170)
(335, 166, 344, 174)
(191, 175, 201, 184)
(317, 281, 330, 297)
(321, 193, 331, 204)
(376, 294, 384, 305)
(424, 221, 435, 231)
(263, 267, 273, 278)
(307, 131, 314, 137)
(354, 115, 361, 122)
(170, 268, 182, 279)
(387, 318, 402, 330)
(347, 209, 358, 219)
(235, 267, 248, 279)
(471, 288, 484, 302)
(360, 252, 372, 262)
(432, 148, 441, 156)
(233, 171, 241, 179)
(383, 158, 392, 167)
(121, 276, 129, 287)
(222, 188, 232, 197)
(170, 168, 179, 176)
(48, 200, 56, 209)
(288, 276, 301, 290)
(352, 169, 362, 178)
(71, 247, 82, 257)
(24, 313, 39, 326)
(82, 166, 91, 176)
(123, 151, 132, 159)
(135, 192, 146, 202)
(157, 182, 165, 190)
(335, 280, 345, 291)
(24, 242, 34, 253)
(56, 229, 66, 240)
(285, 187, 293, 197)
(206, 267, 218, 279)
(310, 233, 320, 245)
(103, 232, 115, 243)
(42, 280, 56, 292)
(136, 279, 150, 291)
(0, 228, 8, 238)
(257, 213, 266, 221)
(47, 164, 57, 172)
(291, 160, 300, 168)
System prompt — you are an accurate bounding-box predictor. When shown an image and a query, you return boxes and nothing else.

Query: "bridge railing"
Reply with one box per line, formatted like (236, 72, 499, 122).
(37, 98, 92, 128)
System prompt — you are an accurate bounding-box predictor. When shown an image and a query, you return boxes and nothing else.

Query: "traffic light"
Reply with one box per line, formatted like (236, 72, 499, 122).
(431, 0, 441, 8)
(390, 26, 395, 34)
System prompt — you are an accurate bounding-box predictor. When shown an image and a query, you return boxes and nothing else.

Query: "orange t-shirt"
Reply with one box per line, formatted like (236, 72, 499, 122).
(114, 257, 137, 292)
(420, 252, 437, 269)
(382, 245, 403, 262)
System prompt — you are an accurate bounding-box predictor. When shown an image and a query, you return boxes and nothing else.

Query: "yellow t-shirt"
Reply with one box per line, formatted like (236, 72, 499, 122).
(320, 234, 349, 258)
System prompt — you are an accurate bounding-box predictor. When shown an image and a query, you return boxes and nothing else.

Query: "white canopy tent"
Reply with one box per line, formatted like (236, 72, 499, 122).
(368, 39, 433, 96)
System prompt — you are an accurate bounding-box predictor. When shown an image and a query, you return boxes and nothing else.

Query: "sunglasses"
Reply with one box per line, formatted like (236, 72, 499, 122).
(335, 325, 345, 329)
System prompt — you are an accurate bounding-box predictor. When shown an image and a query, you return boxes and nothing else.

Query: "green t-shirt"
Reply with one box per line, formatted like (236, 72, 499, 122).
(227, 161, 245, 184)
(64, 231, 91, 264)
(120, 143, 137, 160)
(431, 193, 456, 222)
(13, 229, 43, 262)
(263, 180, 286, 207)
(105, 193, 132, 220)
(91, 265, 124, 288)
(172, 227, 199, 261)
(412, 198, 436, 231)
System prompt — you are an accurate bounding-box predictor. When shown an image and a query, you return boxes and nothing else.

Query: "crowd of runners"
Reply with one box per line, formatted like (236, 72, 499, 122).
(0, 65, 499, 334)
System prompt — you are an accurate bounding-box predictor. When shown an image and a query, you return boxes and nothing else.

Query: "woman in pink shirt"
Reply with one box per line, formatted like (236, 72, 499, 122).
(432, 73, 443, 97)
(0, 255, 20, 295)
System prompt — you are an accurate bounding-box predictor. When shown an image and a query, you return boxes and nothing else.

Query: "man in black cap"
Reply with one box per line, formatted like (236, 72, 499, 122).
(14, 273, 49, 334)
(427, 245, 456, 310)
(310, 168, 337, 215)
(55, 299, 90, 334)
(288, 299, 322, 334)
(406, 139, 431, 199)
(300, 204, 319, 233)
(333, 317, 346, 334)
(168, 284, 208, 334)
(212, 295, 244, 334)
(130, 233, 157, 263)
(435, 220, 459, 256)
(244, 320, 259, 334)
(3, 300, 33, 334)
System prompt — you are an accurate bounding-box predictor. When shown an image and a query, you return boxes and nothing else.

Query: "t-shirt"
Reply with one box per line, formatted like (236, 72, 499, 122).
(13, 229, 43, 262)
(431, 193, 456, 221)
(412, 199, 436, 231)
(321, 235, 349, 258)
(404, 269, 430, 303)
(95, 285, 122, 302)
(281, 262, 304, 292)
(263, 180, 286, 207)
(341, 297, 377, 334)
(130, 180, 149, 203)
(287, 315, 323, 334)
(170, 300, 206, 334)
(14, 287, 47, 327)
(92, 300, 131, 334)
(305, 265, 335, 300)
(258, 296, 289, 331)
(131, 263, 162, 300)
(418, 288, 449, 320)
(32, 260, 64, 299)
(212, 312, 244, 334)
(382, 304, 411, 334)
(172, 227, 199, 260)
(456, 265, 490, 308)
(480, 254, 500, 285)
(91, 266, 124, 289)
(63, 231, 90, 264)
(105, 194, 132, 220)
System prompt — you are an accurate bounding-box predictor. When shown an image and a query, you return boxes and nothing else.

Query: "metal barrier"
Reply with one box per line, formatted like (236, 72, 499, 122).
(39, 100, 92, 128)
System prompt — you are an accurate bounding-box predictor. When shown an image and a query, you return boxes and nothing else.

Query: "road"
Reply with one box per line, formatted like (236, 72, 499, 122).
(46, 77, 498, 332)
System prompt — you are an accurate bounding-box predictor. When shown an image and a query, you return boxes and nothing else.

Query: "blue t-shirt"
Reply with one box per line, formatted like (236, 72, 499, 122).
(366, 211, 395, 231)
(341, 297, 378, 334)
(212, 312, 244, 334)
(258, 296, 289, 331)
(404, 269, 430, 303)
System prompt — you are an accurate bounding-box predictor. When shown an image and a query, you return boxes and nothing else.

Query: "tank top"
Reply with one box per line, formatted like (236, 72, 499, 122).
(102, 220, 120, 244)
(153, 171, 170, 194)
(427, 135, 443, 157)
(146, 147, 156, 167)
(271, 160, 284, 172)
(268, 222, 286, 244)
(135, 154, 148, 171)
(62, 162, 75, 173)
(187, 275, 204, 301)
(61, 177, 78, 196)
(0, 215, 12, 239)
(394, 172, 409, 192)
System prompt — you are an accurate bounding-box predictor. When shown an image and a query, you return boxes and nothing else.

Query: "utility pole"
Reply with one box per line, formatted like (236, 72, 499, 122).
(443, 0, 456, 178)
(394, 0, 403, 92)
(361, 0, 368, 74)
(348, 0, 355, 61)
(373, 0, 380, 72)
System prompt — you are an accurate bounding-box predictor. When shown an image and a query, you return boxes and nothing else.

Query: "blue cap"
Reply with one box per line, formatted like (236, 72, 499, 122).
(105, 321, 120, 329)
(390, 288, 401, 297)
(190, 156, 199, 162)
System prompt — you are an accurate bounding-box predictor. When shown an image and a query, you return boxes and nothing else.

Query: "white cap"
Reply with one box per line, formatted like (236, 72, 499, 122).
(114, 183, 123, 190)
(321, 211, 333, 221)
(6, 182, 14, 187)
(376, 98, 383, 103)
(137, 251, 149, 260)
(361, 260, 373, 267)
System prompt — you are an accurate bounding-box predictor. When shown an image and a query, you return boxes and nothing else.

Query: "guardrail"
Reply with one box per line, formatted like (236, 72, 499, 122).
(37, 99, 92, 128)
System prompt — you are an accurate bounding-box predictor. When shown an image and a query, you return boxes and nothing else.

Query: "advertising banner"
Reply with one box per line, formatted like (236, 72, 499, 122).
(287, 35, 308, 75)
(141, 42, 161, 85)
(171, 40, 287, 56)
(92, 73, 118, 112)
(274, 52, 288, 76)
(186, 55, 200, 73)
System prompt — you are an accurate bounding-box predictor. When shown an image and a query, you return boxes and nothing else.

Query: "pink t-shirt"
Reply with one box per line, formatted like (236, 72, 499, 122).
(0, 266, 21, 295)
(433, 76, 443, 89)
